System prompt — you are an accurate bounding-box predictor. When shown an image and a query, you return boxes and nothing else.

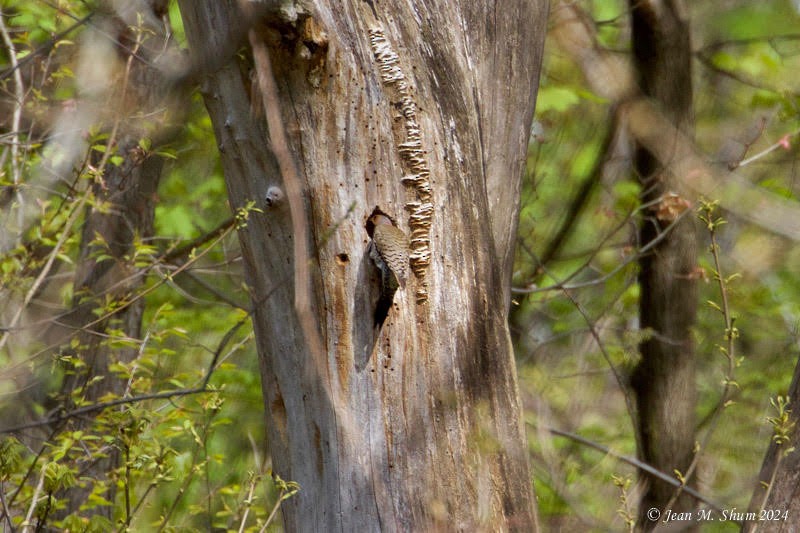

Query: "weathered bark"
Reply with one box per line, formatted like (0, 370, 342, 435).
(745, 356, 800, 532)
(179, 0, 547, 530)
(628, 0, 698, 526)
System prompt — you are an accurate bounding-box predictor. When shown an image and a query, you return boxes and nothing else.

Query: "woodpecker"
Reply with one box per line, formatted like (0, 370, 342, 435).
(367, 211, 408, 327)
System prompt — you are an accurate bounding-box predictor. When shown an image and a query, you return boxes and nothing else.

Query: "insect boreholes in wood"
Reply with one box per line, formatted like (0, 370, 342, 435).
(368, 26, 432, 304)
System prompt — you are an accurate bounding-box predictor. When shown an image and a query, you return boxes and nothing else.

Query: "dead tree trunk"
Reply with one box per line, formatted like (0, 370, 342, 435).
(628, 0, 699, 526)
(179, 0, 548, 530)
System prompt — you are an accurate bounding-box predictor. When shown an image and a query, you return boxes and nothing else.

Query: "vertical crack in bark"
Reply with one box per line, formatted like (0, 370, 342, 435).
(368, 26, 432, 304)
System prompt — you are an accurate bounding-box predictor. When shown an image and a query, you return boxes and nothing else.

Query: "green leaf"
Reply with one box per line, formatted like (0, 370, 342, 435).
(537, 86, 581, 113)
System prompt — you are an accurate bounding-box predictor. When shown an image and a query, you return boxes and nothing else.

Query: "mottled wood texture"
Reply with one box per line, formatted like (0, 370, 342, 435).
(179, 1, 547, 530)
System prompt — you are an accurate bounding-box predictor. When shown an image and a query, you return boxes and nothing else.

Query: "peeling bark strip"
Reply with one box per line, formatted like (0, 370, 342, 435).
(368, 26, 432, 304)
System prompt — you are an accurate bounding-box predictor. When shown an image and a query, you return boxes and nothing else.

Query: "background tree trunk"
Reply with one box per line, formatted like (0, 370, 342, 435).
(628, 0, 699, 526)
(54, 0, 176, 516)
(179, 0, 548, 530)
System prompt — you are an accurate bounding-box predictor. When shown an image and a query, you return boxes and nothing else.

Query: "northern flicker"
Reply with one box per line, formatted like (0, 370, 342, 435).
(367, 211, 408, 327)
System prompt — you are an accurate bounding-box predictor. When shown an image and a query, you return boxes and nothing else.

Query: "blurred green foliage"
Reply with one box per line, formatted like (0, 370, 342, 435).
(0, 0, 287, 530)
(517, 0, 800, 530)
(1, 0, 799, 531)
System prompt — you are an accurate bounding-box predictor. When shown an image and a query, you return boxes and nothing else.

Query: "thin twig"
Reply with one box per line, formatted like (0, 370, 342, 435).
(0, 9, 25, 245)
(163, 216, 236, 263)
(695, 52, 783, 93)
(155, 417, 210, 532)
(0, 216, 237, 343)
(540, 424, 738, 523)
(0, 189, 89, 353)
(662, 202, 738, 513)
(696, 33, 800, 54)
(20, 464, 46, 533)
(0, 13, 95, 83)
(57, 222, 237, 342)
(736, 129, 800, 169)
(0, 480, 14, 531)
(535, 117, 617, 273)
(0, 12, 142, 351)
(0, 387, 208, 434)
(753, 451, 784, 533)
(0, 272, 285, 435)
(560, 287, 641, 453)
(237, 474, 258, 533)
(0, 427, 58, 525)
(515, 205, 693, 294)
(260, 489, 286, 533)
(553, 2, 800, 241)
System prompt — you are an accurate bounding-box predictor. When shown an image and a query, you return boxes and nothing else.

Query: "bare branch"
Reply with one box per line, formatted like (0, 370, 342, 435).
(540, 425, 737, 522)
(0, 10, 26, 245)
(551, 1, 800, 241)
(0, 298, 254, 435)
